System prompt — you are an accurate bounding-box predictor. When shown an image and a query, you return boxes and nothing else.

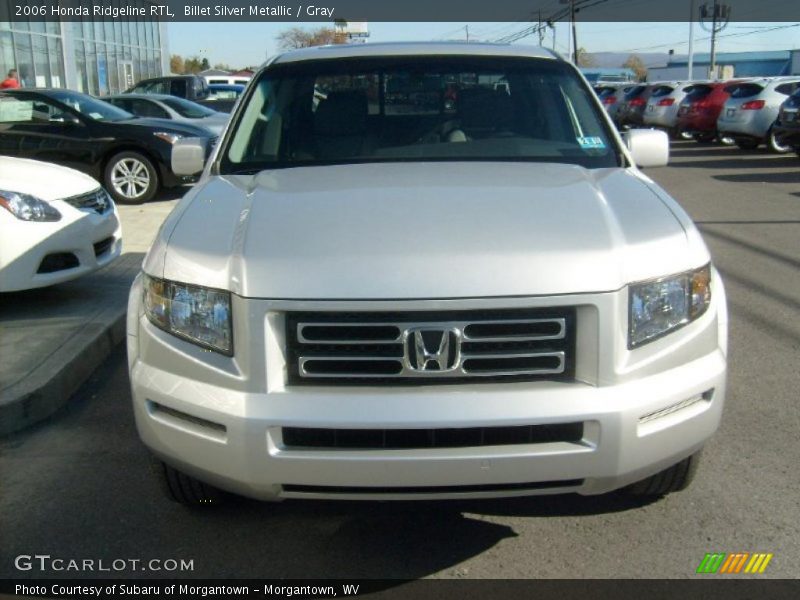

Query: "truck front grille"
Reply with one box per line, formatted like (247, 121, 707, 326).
(286, 308, 575, 385)
(282, 422, 584, 449)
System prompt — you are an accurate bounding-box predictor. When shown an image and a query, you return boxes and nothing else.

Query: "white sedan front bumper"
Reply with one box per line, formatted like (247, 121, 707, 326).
(0, 200, 122, 292)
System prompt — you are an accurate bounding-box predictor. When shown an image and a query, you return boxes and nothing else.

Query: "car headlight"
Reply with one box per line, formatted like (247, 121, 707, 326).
(153, 132, 183, 144)
(629, 264, 711, 348)
(0, 190, 61, 222)
(143, 274, 232, 355)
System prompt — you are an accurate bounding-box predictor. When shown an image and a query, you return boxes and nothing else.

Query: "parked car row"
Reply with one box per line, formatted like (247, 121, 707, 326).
(125, 75, 245, 113)
(0, 73, 245, 292)
(0, 75, 242, 204)
(595, 76, 800, 153)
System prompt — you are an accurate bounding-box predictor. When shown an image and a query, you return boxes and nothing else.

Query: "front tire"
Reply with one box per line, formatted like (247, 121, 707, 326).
(625, 452, 702, 497)
(158, 461, 225, 506)
(105, 151, 159, 204)
(734, 138, 760, 150)
(694, 132, 716, 143)
(766, 127, 790, 154)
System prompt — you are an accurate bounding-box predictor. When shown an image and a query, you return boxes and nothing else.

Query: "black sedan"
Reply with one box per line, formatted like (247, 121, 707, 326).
(0, 89, 215, 203)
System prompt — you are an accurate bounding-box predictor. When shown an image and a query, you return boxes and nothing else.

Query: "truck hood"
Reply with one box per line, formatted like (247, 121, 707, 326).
(158, 162, 706, 299)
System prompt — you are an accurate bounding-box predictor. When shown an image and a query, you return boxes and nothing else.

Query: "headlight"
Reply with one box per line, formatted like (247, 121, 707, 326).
(153, 132, 183, 145)
(143, 274, 232, 355)
(629, 264, 711, 348)
(0, 190, 61, 222)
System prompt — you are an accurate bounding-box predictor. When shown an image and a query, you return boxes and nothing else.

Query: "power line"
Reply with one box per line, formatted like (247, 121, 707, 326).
(617, 22, 800, 53)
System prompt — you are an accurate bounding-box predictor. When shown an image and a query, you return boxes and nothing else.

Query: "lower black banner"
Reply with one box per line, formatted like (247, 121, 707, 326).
(2, 579, 800, 600)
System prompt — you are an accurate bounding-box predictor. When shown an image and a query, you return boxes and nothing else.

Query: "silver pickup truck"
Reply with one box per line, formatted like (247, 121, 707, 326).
(127, 42, 727, 505)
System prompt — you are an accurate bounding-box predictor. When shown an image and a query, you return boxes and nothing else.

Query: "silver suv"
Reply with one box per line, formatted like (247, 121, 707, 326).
(128, 43, 727, 505)
(717, 77, 800, 152)
(642, 81, 695, 137)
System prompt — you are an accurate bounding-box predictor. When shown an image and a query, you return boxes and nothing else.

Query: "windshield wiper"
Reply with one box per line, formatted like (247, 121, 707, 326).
(225, 168, 265, 175)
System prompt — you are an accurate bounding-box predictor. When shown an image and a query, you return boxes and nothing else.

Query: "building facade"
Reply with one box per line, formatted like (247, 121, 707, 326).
(0, 1, 168, 95)
(648, 50, 800, 81)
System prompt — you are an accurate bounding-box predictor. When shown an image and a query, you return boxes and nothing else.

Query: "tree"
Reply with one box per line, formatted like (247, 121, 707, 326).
(183, 56, 203, 74)
(276, 26, 346, 50)
(200, 57, 210, 71)
(213, 63, 232, 71)
(170, 54, 184, 74)
(576, 47, 596, 68)
(622, 54, 648, 82)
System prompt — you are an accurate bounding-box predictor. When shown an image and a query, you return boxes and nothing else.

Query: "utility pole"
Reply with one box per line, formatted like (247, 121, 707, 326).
(688, 0, 695, 80)
(571, 0, 578, 65)
(560, 0, 578, 64)
(538, 11, 545, 45)
(465, 25, 469, 42)
(710, 0, 718, 75)
(700, 0, 731, 79)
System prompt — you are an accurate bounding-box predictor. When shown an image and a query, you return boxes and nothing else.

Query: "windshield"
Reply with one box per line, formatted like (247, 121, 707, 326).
(221, 56, 620, 173)
(623, 86, 647, 100)
(684, 85, 713, 100)
(728, 83, 763, 99)
(49, 91, 133, 121)
(650, 86, 675, 97)
(160, 96, 216, 118)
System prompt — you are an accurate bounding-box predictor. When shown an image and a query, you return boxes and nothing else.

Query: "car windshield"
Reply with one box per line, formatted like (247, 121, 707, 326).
(48, 91, 133, 121)
(685, 85, 713, 100)
(221, 56, 621, 173)
(594, 86, 617, 97)
(728, 83, 763, 98)
(650, 86, 675, 97)
(623, 86, 647, 99)
(160, 97, 216, 118)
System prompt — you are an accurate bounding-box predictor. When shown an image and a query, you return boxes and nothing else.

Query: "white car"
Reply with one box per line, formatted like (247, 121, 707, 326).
(717, 77, 800, 152)
(0, 157, 122, 292)
(128, 43, 727, 505)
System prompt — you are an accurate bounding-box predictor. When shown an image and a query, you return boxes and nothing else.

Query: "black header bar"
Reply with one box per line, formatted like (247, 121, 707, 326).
(3, 0, 800, 22)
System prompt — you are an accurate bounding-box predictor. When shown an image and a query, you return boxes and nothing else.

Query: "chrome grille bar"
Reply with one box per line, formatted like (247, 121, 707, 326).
(287, 310, 575, 384)
(62, 188, 111, 214)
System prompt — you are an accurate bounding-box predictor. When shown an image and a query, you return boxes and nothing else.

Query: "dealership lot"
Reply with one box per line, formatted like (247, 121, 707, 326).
(0, 142, 798, 579)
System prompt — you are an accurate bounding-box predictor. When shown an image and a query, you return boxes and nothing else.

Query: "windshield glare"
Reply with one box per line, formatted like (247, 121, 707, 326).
(161, 96, 216, 118)
(49, 91, 133, 121)
(222, 57, 620, 172)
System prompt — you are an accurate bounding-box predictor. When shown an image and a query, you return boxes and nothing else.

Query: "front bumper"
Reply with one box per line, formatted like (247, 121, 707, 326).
(643, 106, 679, 128)
(716, 109, 772, 140)
(128, 275, 728, 501)
(676, 113, 718, 134)
(0, 202, 122, 292)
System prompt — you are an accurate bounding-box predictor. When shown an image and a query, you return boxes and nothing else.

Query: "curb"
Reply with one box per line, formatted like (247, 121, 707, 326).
(0, 309, 127, 437)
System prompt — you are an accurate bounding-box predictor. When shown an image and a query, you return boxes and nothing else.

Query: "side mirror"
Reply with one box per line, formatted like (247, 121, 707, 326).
(624, 128, 669, 168)
(171, 137, 208, 176)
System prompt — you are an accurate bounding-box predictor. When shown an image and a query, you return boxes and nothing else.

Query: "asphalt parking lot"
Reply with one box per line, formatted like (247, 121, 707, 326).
(1, 141, 798, 580)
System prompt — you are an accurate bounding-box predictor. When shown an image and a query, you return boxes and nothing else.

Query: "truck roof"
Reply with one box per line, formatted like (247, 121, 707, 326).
(270, 42, 559, 65)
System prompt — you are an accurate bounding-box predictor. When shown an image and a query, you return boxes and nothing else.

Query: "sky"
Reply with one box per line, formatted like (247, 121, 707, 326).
(168, 21, 800, 69)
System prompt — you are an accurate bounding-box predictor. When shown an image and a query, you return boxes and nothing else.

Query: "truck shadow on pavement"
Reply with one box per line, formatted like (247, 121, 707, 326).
(1, 345, 659, 581)
(713, 170, 800, 184)
(668, 156, 795, 170)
